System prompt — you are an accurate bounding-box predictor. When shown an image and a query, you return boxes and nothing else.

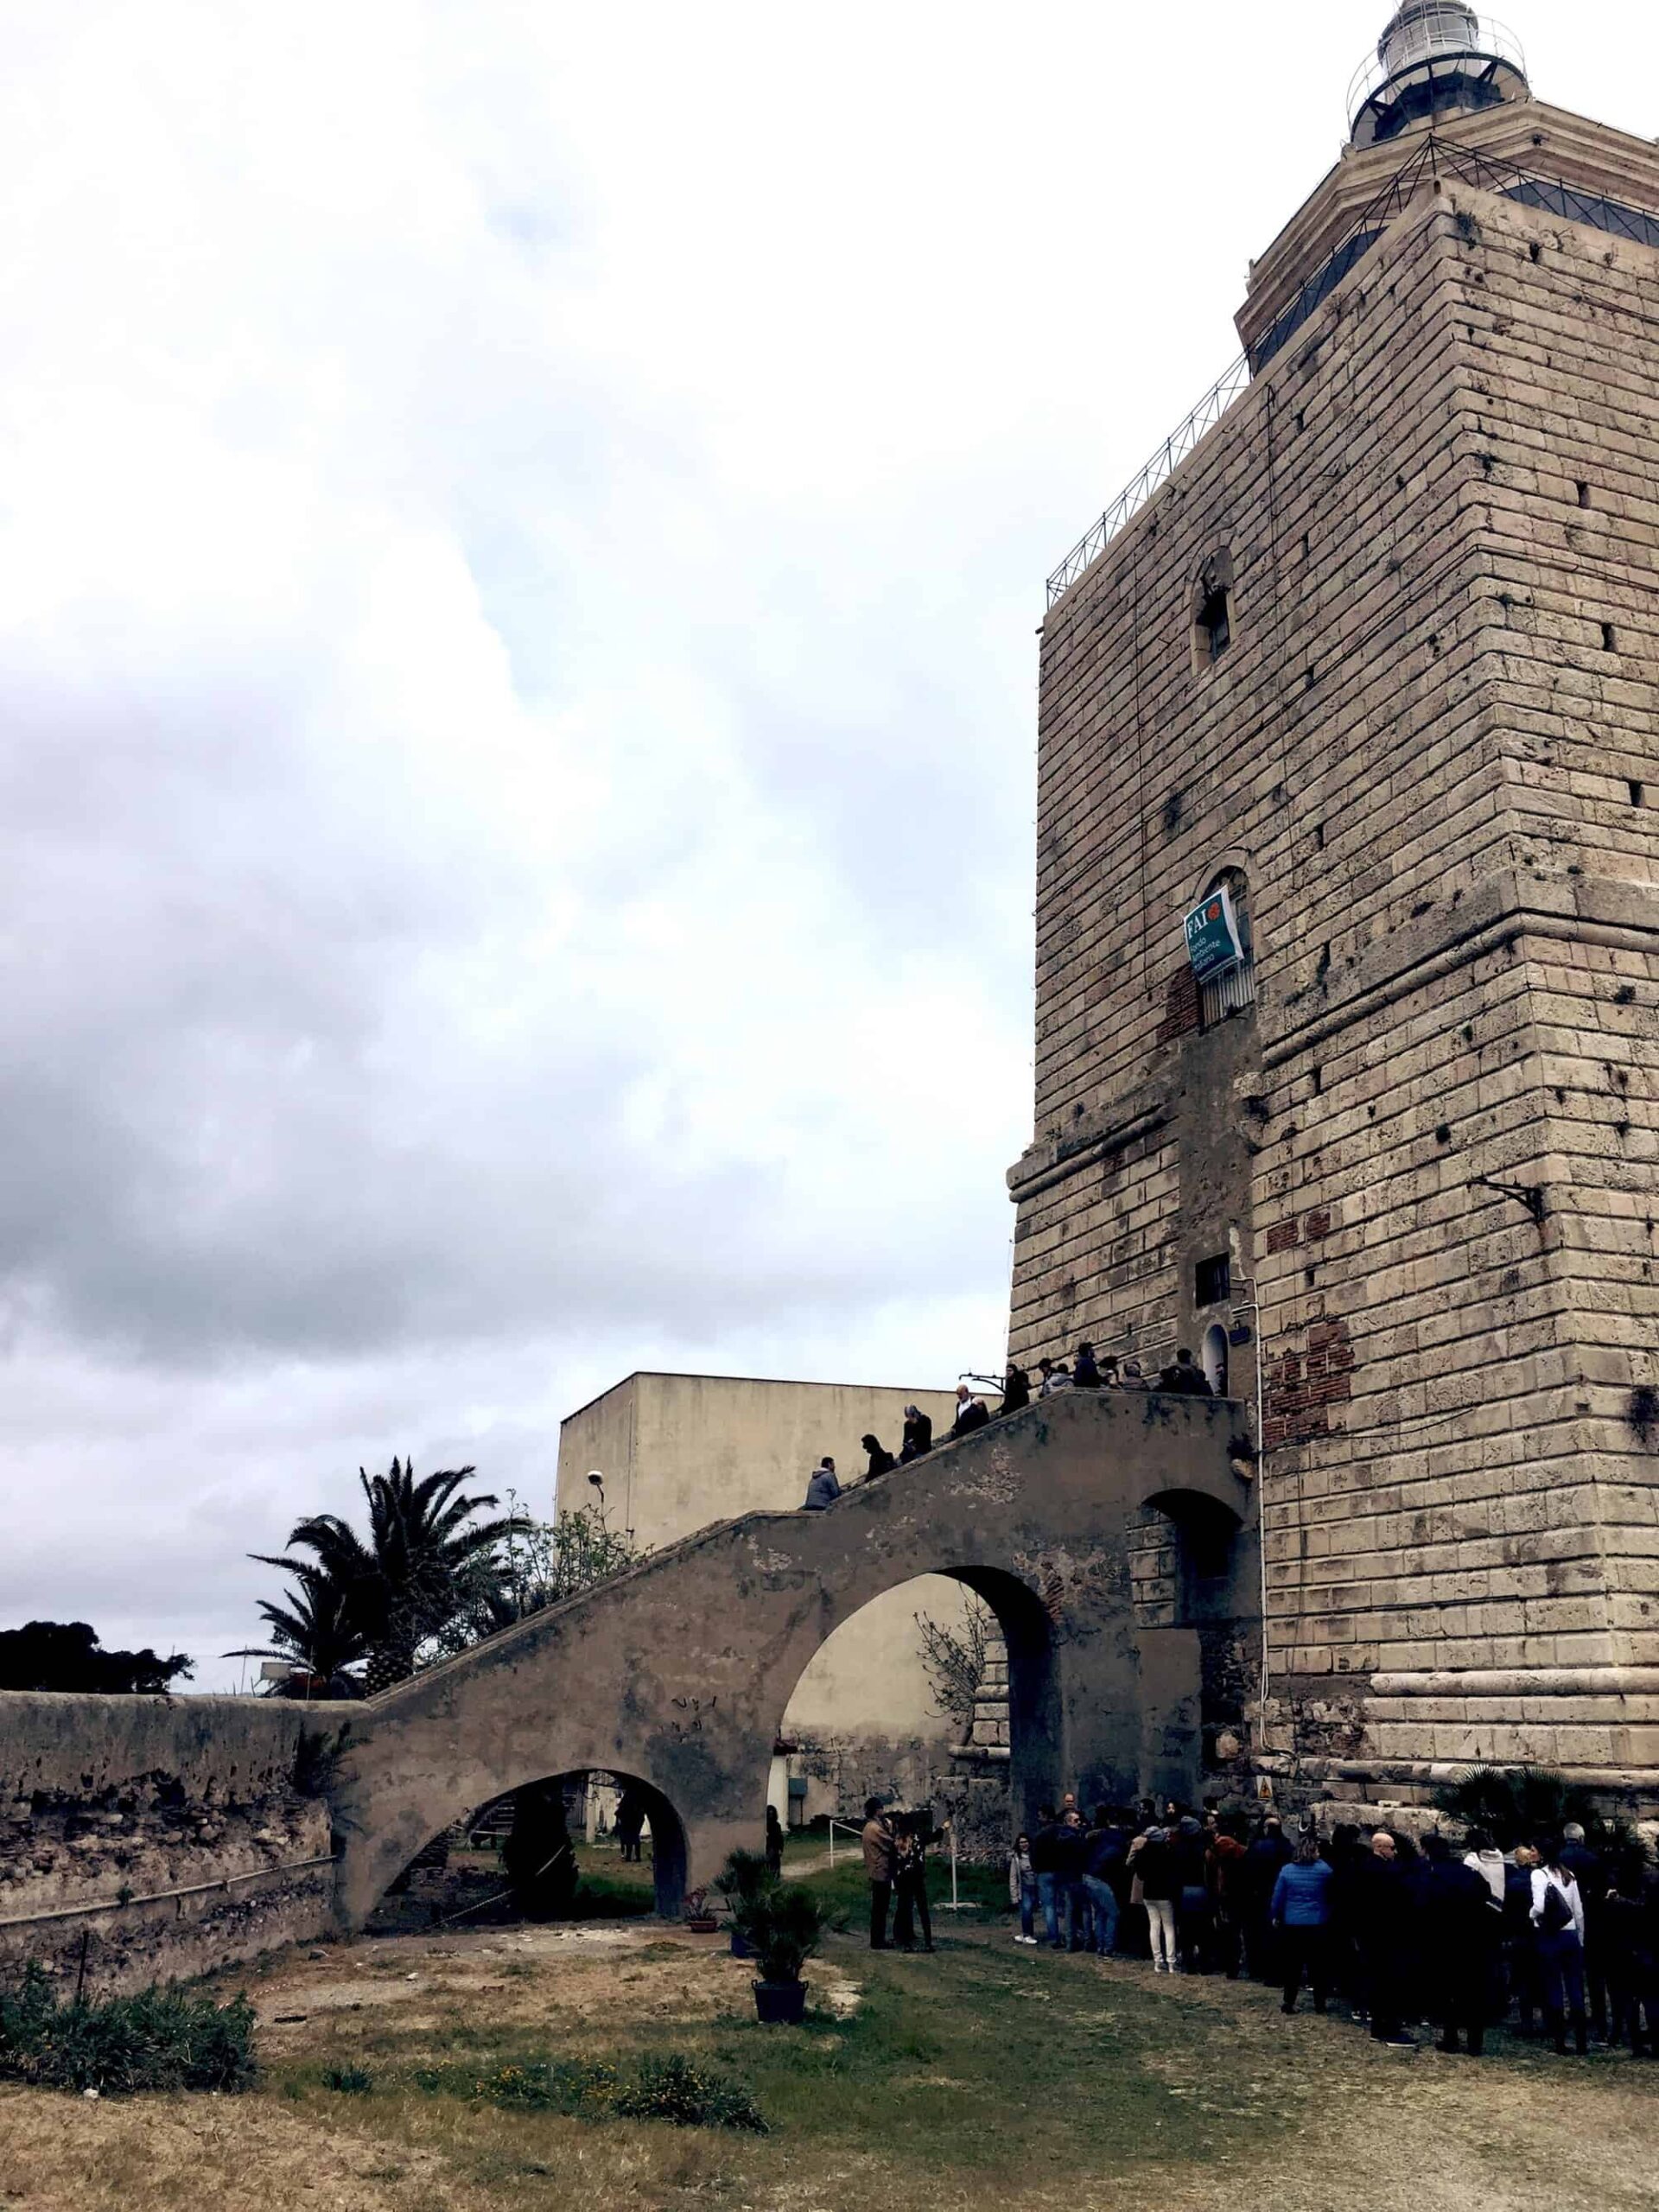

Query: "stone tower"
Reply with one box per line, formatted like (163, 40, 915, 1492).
(1008, 9, 1659, 1819)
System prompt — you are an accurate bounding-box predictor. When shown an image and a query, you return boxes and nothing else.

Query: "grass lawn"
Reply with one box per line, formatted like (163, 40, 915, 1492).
(4, 1860, 1656, 2212)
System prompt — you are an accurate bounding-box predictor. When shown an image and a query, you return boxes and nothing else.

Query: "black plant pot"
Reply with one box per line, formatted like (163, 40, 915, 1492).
(753, 1978, 807, 2024)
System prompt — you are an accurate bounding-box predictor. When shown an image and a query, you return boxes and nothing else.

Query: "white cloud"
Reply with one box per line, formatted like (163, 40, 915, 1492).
(2, 0, 1655, 1680)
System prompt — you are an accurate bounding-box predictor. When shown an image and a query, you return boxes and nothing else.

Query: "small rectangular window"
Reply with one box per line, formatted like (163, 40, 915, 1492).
(1195, 1254, 1231, 1308)
(1198, 587, 1230, 662)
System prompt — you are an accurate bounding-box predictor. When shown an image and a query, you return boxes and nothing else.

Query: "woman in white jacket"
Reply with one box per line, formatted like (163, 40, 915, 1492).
(1530, 1847, 1587, 2054)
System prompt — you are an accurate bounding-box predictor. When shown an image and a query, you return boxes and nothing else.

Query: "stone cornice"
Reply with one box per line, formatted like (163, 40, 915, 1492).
(1005, 1080, 1173, 1205)
(1260, 869, 1659, 1071)
(1371, 1667, 1659, 1698)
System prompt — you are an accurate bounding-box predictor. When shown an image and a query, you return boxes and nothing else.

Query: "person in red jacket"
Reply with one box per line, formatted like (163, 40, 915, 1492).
(1207, 1821, 1250, 1980)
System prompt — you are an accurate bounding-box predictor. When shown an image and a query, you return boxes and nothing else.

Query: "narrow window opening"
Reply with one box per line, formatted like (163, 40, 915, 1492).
(1313, 822, 1325, 851)
(1300, 531, 1311, 560)
(1303, 1267, 1317, 1289)
(1202, 1322, 1230, 1399)
(1198, 586, 1230, 663)
(1191, 550, 1236, 675)
(1601, 621, 1617, 652)
(1529, 240, 1543, 264)
(1195, 1253, 1231, 1308)
(1294, 409, 1306, 433)
(1310, 1065, 1323, 1096)
(1630, 780, 1645, 806)
(1577, 481, 1592, 508)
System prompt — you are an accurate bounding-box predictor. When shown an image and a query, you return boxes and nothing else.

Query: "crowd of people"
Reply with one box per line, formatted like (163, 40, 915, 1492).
(800, 1344, 1217, 1507)
(863, 1795, 1659, 2057)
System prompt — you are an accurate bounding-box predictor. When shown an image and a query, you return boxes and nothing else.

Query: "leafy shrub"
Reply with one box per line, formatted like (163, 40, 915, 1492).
(613, 2054, 766, 2133)
(713, 1848, 777, 1910)
(470, 2050, 765, 2132)
(323, 2063, 373, 2094)
(1428, 1764, 1624, 1851)
(472, 2059, 570, 2107)
(0, 1966, 256, 2095)
(732, 1883, 824, 1984)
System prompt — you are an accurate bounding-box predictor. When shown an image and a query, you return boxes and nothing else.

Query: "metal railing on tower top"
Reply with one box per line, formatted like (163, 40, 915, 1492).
(1346, 10, 1525, 128)
(1044, 134, 1659, 610)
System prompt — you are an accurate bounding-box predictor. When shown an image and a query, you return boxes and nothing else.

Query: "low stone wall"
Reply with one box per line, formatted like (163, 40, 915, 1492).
(786, 1732, 1013, 1862)
(787, 1732, 950, 1825)
(0, 1691, 344, 1994)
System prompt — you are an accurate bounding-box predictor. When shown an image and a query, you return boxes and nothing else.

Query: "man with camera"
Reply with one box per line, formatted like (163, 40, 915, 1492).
(861, 1797, 897, 1949)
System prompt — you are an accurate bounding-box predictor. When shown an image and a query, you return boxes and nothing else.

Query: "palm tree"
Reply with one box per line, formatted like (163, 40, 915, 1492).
(275, 1459, 520, 1694)
(229, 1560, 369, 1697)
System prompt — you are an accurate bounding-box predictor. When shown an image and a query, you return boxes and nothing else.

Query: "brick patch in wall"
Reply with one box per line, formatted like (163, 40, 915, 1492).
(1155, 964, 1201, 1044)
(1267, 1207, 1331, 1255)
(1264, 1318, 1357, 1449)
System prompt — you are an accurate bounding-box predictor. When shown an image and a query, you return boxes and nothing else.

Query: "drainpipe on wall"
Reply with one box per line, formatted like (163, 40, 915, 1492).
(1230, 1274, 1286, 1766)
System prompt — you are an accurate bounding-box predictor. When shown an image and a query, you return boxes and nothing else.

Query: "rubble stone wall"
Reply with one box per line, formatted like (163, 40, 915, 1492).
(0, 1691, 338, 1994)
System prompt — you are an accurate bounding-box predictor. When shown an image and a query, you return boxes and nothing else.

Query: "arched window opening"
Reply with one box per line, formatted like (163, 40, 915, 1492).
(1196, 865, 1256, 1026)
(369, 1767, 688, 1930)
(1203, 1322, 1230, 1399)
(1191, 550, 1235, 672)
(1143, 1491, 1243, 1626)
(777, 1567, 1060, 1854)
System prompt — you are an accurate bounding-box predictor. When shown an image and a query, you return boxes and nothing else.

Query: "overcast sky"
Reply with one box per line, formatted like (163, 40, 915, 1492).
(3, 2, 1654, 1686)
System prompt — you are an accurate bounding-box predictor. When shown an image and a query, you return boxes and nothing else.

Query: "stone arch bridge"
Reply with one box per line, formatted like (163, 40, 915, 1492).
(332, 1391, 1260, 1923)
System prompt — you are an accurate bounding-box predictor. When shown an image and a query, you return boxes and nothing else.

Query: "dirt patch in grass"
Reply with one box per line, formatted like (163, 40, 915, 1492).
(0, 2084, 485, 2212)
(245, 1922, 747, 2063)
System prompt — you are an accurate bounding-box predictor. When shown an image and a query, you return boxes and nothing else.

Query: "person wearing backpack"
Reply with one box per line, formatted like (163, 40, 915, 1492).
(1531, 1842, 1589, 2054)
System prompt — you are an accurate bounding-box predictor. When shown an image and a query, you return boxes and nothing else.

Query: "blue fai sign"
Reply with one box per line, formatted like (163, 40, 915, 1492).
(1184, 885, 1244, 982)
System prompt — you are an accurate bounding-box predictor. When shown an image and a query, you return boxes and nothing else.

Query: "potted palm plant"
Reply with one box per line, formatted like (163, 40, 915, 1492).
(715, 1848, 778, 1958)
(733, 1883, 824, 2024)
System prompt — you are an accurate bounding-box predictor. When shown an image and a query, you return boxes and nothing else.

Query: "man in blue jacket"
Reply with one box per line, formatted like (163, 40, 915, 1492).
(1052, 1807, 1092, 1951)
(1029, 1806, 1065, 1948)
(1084, 1807, 1128, 1955)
